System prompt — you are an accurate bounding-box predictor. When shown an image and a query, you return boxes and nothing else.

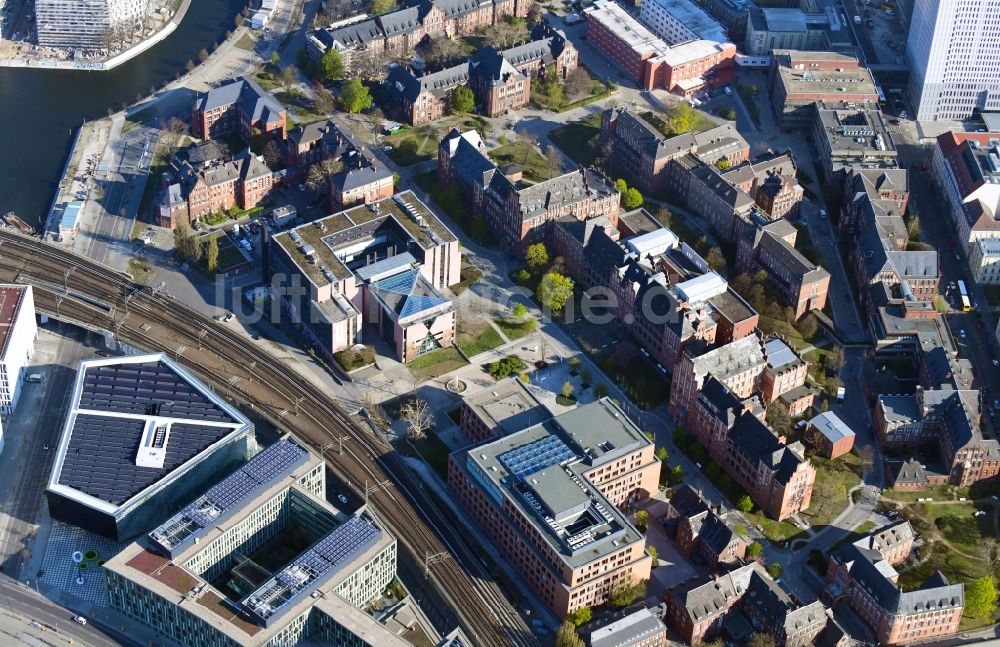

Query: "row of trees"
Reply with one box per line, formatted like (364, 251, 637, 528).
(173, 222, 220, 272)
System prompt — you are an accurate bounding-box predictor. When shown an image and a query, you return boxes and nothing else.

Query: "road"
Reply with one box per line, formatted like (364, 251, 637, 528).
(0, 576, 133, 646)
(0, 231, 536, 647)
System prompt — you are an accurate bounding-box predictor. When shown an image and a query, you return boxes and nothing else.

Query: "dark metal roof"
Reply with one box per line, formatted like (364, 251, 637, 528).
(59, 416, 235, 505)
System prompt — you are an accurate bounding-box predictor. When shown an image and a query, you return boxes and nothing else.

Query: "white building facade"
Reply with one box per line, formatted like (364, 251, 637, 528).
(907, 0, 1000, 121)
(0, 285, 36, 420)
(969, 238, 1000, 284)
(35, 0, 151, 50)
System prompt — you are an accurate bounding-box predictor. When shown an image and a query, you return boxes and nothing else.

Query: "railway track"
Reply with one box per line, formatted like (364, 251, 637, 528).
(0, 232, 536, 647)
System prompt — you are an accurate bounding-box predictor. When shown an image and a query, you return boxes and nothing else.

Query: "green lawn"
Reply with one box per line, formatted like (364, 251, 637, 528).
(197, 231, 247, 274)
(457, 320, 504, 356)
(407, 346, 468, 382)
(494, 316, 537, 341)
(745, 510, 804, 544)
(886, 485, 970, 503)
(799, 456, 861, 528)
(386, 116, 482, 166)
(488, 141, 557, 184)
(234, 32, 257, 51)
(548, 113, 602, 167)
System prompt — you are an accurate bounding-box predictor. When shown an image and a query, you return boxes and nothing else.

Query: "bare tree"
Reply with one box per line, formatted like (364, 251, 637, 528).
(480, 21, 528, 49)
(281, 66, 297, 93)
(362, 391, 389, 430)
(544, 145, 562, 179)
(517, 130, 539, 164)
(399, 399, 433, 441)
(565, 67, 592, 98)
(418, 36, 466, 70)
(981, 537, 1000, 575)
(313, 86, 335, 114)
(856, 443, 875, 473)
(305, 158, 345, 192)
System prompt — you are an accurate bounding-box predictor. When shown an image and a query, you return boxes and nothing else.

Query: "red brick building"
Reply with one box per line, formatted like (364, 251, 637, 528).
(584, 0, 734, 94)
(192, 77, 287, 143)
(825, 522, 963, 645)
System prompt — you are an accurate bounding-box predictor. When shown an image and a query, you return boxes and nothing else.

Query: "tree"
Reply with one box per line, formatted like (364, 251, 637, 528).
(561, 381, 574, 399)
(614, 178, 627, 195)
(565, 67, 592, 98)
(281, 65, 297, 93)
(669, 464, 684, 485)
(655, 447, 668, 462)
(749, 635, 777, 647)
(568, 605, 591, 627)
(399, 398, 433, 441)
(313, 86, 335, 114)
(418, 36, 466, 69)
(555, 620, 584, 647)
(906, 211, 921, 241)
(747, 542, 763, 560)
(966, 576, 998, 617)
(545, 145, 562, 179)
(192, 234, 204, 263)
(634, 510, 648, 531)
(305, 158, 344, 192)
(653, 206, 673, 228)
(185, 59, 195, 72)
(487, 355, 527, 380)
(511, 302, 528, 318)
(516, 129, 539, 164)
(798, 313, 819, 339)
(766, 403, 793, 439)
(768, 562, 783, 579)
(715, 158, 730, 170)
(371, 0, 398, 13)
(450, 85, 475, 114)
(665, 102, 696, 135)
(271, 51, 280, 65)
(736, 494, 753, 513)
(648, 545, 659, 568)
(594, 384, 609, 398)
(262, 140, 284, 168)
(706, 247, 726, 271)
(198, 47, 210, 63)
(622, 187, 644, 210)
(538, 273, 573, 312)
(526, 1, 542, 25)
(205, 235, 219, 273)
(480, 20, 529, 48)
(318, 48, 345, 81)
(609, 579, 646, 608)
(173, 220, 196, 258)
(828, 345, 846, 373)
(525, 243, 550, 268)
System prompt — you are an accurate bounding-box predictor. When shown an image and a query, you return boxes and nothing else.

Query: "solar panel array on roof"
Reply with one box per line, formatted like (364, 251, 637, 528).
(243, 516, 381, 624)
(59, 417, 235, 505)
(149, 439, 310, 556)
(79, 361, 234, 423)
(499, 435, 576, 479)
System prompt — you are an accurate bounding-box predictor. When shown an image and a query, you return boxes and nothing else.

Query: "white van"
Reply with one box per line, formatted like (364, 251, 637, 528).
(26, 373, 43, 383)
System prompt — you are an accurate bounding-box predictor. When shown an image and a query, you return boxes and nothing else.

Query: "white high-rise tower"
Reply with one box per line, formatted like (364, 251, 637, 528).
(907, 0, 1000, 121)
(35, 0, 151, 51)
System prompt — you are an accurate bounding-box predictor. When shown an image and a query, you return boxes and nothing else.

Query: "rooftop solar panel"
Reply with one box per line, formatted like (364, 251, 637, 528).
(58, 416, 235, 505)
(77, 360, 236, 423)
(242, 516, 382, 624)
(149, 439, 310, 556)
(498, 435, 575, 479)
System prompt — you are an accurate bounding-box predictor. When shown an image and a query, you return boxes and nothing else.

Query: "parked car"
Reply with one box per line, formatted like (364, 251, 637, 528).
(222, 313, 235, 323)
(73, 616, 87, 626)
